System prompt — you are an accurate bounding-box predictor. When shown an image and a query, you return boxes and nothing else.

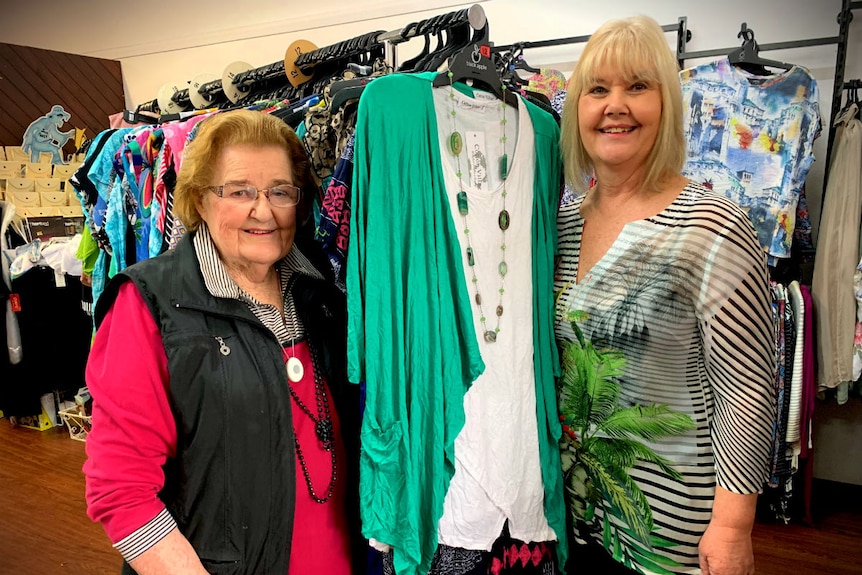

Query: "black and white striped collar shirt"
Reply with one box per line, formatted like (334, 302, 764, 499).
(193, 224, 323, 346)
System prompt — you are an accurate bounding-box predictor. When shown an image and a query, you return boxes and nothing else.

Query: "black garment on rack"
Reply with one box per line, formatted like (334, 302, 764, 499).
(776, 301, 797, 481)
(0, 280, 10, 410)
(0, 267, 92, 418)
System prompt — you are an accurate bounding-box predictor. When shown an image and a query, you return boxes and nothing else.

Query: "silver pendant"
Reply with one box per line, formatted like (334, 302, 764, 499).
(286, 356, 304, 383)
(483, 330, 497, 343)
(215, 336, 230, 356)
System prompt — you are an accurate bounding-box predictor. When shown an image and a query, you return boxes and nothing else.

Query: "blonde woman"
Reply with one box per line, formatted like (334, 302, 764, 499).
(555, 16, 774, 575)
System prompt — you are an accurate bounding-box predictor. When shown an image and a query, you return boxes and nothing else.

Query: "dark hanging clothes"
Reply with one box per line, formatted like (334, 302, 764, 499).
(0, 267, 91, 418)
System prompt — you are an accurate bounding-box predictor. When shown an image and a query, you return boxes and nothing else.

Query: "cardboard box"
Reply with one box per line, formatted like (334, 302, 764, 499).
(26, 216, 67, 239)
(17, 407, 55, 431)
(64, 216, 84, 236)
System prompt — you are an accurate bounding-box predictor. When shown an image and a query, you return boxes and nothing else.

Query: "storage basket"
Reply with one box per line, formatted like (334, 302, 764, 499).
(59, 407, 91, 441)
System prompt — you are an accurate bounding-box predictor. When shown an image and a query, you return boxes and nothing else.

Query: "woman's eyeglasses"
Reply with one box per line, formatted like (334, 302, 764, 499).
(206, 183, 301, 208)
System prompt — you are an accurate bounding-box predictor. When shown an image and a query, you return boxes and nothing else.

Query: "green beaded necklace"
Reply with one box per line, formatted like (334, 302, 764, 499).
(447, 72, 511, 344)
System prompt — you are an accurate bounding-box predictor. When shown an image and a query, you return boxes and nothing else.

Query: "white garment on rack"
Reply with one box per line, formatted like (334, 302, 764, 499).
(432, 88, 555, 550)
(786, 281, 805, 472)
(1, 202, 14, 291)
(8, 235, 83, 280)
(812, 104, 862, 392)
(1, 201, 23, 364)
(42, 233, 83, 277)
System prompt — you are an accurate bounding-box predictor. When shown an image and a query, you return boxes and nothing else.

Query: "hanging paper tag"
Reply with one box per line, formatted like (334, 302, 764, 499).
(54, 269, 66, 288)
(9, 294, 21, 312)
(466, 131, 488, 190)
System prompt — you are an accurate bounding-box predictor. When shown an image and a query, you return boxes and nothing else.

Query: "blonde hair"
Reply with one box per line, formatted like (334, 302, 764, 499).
(173, 109, 315, 231)
(560, 15, 685, 193)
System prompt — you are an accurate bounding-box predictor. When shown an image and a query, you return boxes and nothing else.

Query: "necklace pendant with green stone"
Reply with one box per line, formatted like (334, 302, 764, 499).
(498, 210, 510, 231)
(457, 191, 469, 215)
(449, 131, 463, 156)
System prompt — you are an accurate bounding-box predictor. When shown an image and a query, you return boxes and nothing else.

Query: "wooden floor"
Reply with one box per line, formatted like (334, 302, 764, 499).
(0, 419, 119, 573)
(1, 418, 860, 574)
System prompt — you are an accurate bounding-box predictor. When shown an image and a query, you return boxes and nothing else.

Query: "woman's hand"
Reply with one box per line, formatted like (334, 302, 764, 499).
(699, 487, 758, 575)
(698, 523, 754, 575)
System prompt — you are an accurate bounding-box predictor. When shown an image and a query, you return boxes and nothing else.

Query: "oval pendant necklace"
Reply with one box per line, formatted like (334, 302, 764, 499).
(447, 72, 510, 343)
(286, 340, 304, 383)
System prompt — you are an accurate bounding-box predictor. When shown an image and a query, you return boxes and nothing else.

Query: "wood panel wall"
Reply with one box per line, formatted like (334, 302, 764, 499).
(0, 43, 124, 155)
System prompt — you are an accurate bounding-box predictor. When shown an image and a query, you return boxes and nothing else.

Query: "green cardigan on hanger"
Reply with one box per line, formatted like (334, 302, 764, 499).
(347, 71, 565, 575)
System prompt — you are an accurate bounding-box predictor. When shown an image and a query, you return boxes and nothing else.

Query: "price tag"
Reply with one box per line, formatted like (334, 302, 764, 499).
(9, 293, 21, 312)
(466, 131, 488, 190)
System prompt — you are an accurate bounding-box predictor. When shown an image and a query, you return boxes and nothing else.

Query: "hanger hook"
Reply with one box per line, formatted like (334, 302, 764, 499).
(737, 22, 755, 43)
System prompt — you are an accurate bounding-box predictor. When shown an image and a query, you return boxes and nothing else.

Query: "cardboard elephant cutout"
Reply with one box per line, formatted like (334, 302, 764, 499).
(21, 105, 73, 164)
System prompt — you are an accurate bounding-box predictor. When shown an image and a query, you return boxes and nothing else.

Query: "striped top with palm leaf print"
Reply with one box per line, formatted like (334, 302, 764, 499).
(554, 183, 775, 575)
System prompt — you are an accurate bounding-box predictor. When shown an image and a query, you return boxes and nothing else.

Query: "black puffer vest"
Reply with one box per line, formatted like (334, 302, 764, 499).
(95, 231, 362, 575)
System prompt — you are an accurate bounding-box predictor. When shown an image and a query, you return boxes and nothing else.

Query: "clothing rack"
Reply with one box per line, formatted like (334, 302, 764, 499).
(246, 5, 484, 76)
(134, 4, 488, 113)
(495, 20, 691, 68)
(677, 0, 860, 204)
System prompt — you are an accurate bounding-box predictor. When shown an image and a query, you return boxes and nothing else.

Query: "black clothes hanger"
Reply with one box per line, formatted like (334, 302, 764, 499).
(855, 84, 862, 119)
(513, 56, 540, 75)
(845, 80, 861, 106)
(496, 43, 540, 88)
(397, 22, 429, 72)
(523, 89, 551, 108)
(195, 78, 228, 108)
(420, 11, 476, 72)
(415, 22, 449, 72)
(423, 22, 472, 72)
(844, 80, 862, 119)
(294, 31, 384, 79)
(496, 50, 552, 112)
(432, 23, 518, 107)
(328, 77, 377, 113)
(280, 35, 377, 102)
(522, 92, 559, 123)
(124, 100, 160, 125)
(728, 23, 793, 76)
(505, 58, 539, 87)
(401, 17, 442, 72)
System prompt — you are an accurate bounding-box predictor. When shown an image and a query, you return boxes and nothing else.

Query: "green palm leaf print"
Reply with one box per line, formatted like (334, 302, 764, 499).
(558, 309, 695, 563)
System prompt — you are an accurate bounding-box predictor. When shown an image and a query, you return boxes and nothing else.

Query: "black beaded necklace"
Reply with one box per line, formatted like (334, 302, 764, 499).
(286, 340, 337, 504)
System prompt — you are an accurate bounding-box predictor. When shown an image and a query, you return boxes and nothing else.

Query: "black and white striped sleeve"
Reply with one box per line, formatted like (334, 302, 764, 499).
(698, 200, 776, 494)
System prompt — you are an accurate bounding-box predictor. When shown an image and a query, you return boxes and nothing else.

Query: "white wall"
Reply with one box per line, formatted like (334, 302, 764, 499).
(3, 0, 862, 482)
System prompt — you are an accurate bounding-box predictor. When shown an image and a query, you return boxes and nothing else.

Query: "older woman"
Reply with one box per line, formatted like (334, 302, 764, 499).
(84, 110, 362, 574)
(555, 16, 775, 575)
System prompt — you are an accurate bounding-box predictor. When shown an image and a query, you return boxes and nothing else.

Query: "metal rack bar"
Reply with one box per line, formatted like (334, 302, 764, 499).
(823, 0, 857, 197)
(494, 23, 683, 53)
(678, 35, 840, 61)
